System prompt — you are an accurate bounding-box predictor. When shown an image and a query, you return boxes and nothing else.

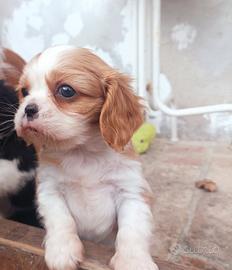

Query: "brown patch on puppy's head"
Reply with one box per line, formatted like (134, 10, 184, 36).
(45, 47, 145, 151)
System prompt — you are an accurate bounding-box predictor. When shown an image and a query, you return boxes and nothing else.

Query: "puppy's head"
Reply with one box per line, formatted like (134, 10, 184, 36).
(15, 46, 144, 152)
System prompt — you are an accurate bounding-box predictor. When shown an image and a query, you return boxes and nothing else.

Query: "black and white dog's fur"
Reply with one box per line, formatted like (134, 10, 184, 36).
(0, 80, 39, 227)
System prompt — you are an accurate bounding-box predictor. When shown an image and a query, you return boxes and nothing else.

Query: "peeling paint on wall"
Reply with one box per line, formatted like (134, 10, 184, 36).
(114, 0, 134, 74)
(171, 23, 197, 50)
(51, 33, 70, 47)
(64, 12, 84, 38)
(1, 0, 132, 73)
(2, 0, 45, 61)
(204, 113, 232, 140)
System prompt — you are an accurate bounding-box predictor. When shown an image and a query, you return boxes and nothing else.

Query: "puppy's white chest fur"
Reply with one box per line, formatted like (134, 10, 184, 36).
(38, 147, 120, 242)
(65, 180, 116, 242)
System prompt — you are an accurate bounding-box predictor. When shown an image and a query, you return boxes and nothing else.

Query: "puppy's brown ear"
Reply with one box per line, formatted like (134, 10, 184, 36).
(100, 71, 145, 152)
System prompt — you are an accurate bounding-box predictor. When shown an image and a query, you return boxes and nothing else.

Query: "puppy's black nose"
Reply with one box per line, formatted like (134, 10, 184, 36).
(25, 104, 38, 119)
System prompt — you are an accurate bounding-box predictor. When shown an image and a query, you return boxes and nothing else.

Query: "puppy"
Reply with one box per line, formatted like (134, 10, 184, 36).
(0, 46, 26, 88)
(15, 45, 158, 270)
(0, 80, 39, 226)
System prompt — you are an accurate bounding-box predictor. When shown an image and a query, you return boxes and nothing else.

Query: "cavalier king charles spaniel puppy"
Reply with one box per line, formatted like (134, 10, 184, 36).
(0, 47, 39, 227)
(14, 45, 158, 270)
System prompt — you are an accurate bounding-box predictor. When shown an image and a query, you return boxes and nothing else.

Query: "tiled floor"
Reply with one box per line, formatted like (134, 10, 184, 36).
(142, 138, 232, 270)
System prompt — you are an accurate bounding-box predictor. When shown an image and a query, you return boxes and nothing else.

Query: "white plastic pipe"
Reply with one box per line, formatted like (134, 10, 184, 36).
(171, 102, 178, 142)
(132, 0, 139, 93)
(138, 0, 146, 98)
(148, 0, 232, 116)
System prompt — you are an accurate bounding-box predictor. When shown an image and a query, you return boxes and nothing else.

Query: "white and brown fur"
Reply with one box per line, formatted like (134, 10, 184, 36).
(14, 45, 158, 270)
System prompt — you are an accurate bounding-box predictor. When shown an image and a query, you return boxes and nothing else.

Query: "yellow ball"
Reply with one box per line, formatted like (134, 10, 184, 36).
(132, 123, 156, 154)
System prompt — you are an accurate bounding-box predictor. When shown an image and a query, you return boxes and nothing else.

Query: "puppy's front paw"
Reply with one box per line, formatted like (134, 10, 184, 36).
(45, 234, 84, 270)
(110, 252, 159, 270)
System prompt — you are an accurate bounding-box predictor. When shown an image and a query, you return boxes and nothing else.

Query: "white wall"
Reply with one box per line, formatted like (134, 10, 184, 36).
(159, 0, 232, 141)
(1, 0, 232, 141)
(0, 0, 136, 75)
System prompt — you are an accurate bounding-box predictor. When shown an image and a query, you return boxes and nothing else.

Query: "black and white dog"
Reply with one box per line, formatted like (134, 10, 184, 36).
(0, 80, 40, 227)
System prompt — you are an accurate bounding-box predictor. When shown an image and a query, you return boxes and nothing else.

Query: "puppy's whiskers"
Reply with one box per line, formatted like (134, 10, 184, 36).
(0, 99, 18, 108)
(1, 129, 15, 147)
(0, 119, 14, 127)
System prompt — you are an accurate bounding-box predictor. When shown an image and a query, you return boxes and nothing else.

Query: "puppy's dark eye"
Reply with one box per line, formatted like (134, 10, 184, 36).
(58, 85, 76, 98)
(22, 88, 28, 97)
